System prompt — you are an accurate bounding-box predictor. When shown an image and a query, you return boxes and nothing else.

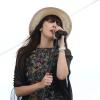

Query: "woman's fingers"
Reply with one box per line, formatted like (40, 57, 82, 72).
(56, 26, 64, 32)
(41, 73, 53, 87)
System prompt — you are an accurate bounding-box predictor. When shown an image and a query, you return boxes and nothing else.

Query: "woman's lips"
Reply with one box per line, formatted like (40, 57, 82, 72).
(50, 30, 56, 39)
(50, 30, 55, 34)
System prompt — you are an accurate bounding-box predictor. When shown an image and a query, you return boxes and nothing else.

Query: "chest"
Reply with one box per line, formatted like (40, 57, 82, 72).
(25, 49, 58, 83)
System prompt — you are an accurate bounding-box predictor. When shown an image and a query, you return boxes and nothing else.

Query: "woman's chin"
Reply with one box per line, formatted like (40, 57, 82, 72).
(48, 35, 55, 40)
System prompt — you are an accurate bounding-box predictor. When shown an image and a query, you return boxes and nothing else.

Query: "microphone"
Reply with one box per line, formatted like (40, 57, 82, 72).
(55, 30, 68, 39)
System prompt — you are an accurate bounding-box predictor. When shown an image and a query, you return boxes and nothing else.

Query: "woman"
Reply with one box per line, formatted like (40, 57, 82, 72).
(14, 7, 73, 100)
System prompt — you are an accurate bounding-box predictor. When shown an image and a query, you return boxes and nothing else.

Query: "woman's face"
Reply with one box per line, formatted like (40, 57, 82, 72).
(41, 20, 62, 40)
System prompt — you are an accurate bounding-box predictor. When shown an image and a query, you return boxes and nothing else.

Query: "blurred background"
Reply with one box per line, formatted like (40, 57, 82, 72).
(0, 0, 100, 100)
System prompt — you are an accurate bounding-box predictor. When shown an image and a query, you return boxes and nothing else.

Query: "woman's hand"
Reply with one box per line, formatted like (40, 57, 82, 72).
(55, 26, 65, 47)
(39, 73, 53, 88)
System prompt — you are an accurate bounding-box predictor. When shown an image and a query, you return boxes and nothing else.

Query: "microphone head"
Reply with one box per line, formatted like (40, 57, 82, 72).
(55, 30, 68, 39)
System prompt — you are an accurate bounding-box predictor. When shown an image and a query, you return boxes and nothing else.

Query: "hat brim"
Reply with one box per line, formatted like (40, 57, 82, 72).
(29, 7, 72, 35)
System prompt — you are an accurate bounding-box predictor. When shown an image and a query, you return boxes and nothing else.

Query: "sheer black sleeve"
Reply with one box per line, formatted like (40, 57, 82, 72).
(13, 52, 27, 87)
(65, 48, 73, 74)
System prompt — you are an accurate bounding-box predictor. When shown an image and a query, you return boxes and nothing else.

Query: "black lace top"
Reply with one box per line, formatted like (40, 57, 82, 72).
(14, 48, 73, 100)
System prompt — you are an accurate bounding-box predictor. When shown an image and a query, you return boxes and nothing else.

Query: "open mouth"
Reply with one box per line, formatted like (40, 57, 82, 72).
(50, 30, 55, 34)
(50, 30, 56, 39)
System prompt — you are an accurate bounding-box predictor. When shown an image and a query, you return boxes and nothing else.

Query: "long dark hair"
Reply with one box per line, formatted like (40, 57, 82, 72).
(15, 15, 63, 68)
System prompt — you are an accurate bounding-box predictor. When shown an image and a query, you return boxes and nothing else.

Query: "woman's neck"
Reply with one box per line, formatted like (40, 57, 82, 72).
(38, 41, 53, 48)
(38, 36, 53, 48)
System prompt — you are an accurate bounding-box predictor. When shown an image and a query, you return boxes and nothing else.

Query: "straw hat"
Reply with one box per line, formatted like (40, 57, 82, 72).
(29, 7, 72, 35)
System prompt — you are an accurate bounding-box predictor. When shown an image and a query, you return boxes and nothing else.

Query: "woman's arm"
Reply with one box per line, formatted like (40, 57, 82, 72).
(15, 73, 53, 96)
(56, 36, 69, 80)
(15, 82, 42, 96)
